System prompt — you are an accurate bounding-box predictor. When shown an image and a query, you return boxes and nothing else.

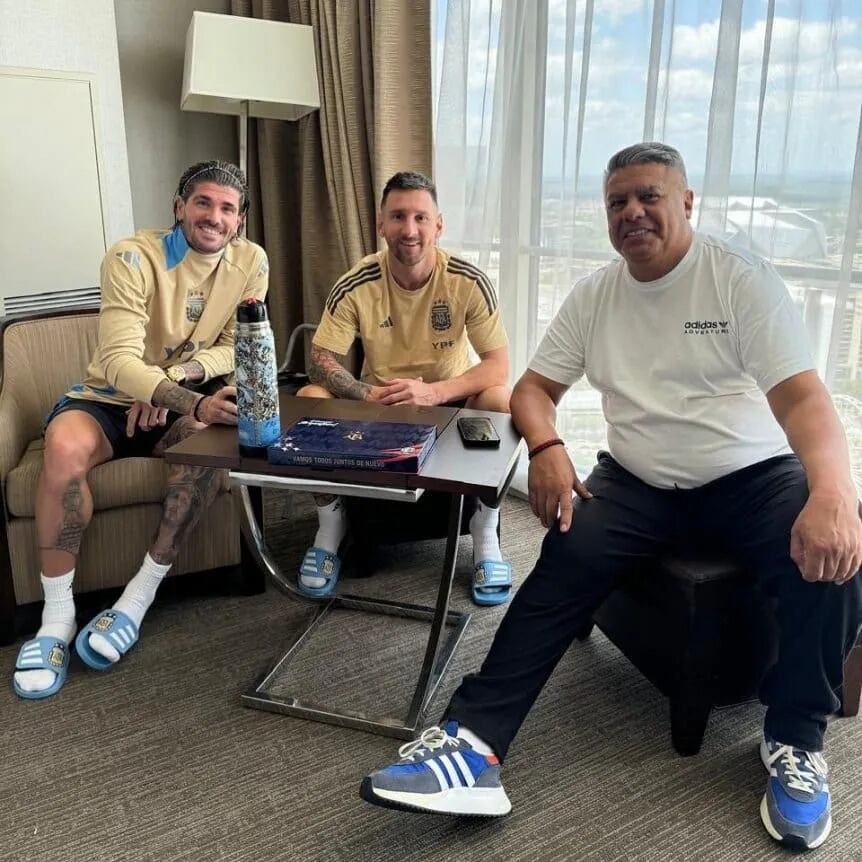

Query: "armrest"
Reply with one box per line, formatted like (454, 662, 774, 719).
(0, 389, 33, 481)
(0, 306, 99, 481)
(278, 323, 318, 373)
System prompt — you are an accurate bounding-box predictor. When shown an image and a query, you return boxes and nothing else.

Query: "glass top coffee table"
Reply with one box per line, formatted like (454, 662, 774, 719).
(166, 393, 522, 739)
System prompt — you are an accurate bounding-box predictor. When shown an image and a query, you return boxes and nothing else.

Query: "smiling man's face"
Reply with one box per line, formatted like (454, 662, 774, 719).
(175, 181, 243, 254)
(377, 189, 442, 270)
(604, 162, 694, 281)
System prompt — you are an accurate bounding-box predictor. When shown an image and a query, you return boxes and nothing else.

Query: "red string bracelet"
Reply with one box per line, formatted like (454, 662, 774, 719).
(528, 437, 565, 460)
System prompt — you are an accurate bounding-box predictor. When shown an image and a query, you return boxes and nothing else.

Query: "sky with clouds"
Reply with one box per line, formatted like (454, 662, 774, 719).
(434, 0, 862, 191)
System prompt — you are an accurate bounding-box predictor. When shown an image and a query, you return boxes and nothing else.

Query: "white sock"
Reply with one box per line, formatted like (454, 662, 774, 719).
(302, 498, 347, 589)
(470, 500, 503, 564)
(313, 497, 347, 553)
(88, 553, 171, 663)
(457, 725, 495, 756)
(14, 571, 76, 693)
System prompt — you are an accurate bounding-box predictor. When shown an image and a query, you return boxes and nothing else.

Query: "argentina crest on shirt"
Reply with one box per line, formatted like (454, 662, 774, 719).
(186, 290, 206, 322)
(431, 299, 451, 332)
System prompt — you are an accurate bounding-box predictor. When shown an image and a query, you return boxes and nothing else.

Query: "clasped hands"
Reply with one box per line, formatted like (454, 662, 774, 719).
(366, 376, 441, 407)
(125, 385, 239, 436)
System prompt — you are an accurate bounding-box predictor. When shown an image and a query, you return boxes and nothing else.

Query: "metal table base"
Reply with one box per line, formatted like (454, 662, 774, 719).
(233, 479, 471, 739)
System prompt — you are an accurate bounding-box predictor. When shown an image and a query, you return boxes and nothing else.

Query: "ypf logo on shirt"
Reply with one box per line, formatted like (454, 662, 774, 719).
(431, 300, 452, 332)
(683, 320, 729, 335)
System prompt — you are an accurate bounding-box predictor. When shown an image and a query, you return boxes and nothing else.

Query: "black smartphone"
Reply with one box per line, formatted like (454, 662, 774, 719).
(457, 416, 500, 448)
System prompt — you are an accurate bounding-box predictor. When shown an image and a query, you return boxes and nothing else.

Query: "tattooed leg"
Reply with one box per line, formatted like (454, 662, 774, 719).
(36, 412, 112, 576)
(17, 413, 112, 692)
(150, 464, 223, 564)
(85, 461, 223, 663)
(150, 416, 227, 563)
(37, 472, 96, 575)
(83, 417, 229, 666)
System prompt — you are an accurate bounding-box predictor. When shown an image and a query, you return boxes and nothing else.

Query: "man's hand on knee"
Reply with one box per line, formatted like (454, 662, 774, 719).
(528, 445, 591, 532)
(125, 401, 168, 437)
(790, 489, 862, 584)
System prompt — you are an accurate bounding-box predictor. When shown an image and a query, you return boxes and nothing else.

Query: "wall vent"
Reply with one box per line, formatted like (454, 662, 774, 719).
(2, 287, 101, 318)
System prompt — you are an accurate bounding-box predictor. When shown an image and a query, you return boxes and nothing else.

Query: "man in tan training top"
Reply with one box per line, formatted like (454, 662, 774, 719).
(13, 160, 268, 699)
(296, 171, 513, 605)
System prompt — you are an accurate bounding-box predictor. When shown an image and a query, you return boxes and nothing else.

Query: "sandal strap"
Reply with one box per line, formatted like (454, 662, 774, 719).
(474, 560, 512, 588)
(301, 547, 341, 583)
(85, 610, 139, 656)
(15, 636, 70, 672)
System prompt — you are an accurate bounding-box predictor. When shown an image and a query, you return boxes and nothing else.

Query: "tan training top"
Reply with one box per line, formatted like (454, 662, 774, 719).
(69, 225, 268, 406)
(313, 247, 507, 385)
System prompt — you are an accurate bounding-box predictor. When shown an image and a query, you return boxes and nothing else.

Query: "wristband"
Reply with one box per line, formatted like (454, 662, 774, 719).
(193, 396, 207, 422)
(528, 437, 565, 460)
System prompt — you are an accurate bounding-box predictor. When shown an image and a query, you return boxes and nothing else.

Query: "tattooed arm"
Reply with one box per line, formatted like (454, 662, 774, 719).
(152, 380, 200, 416)
(124, 362, 208, 436)
(151, 381, 238, 425)
(309, 345, 384, 401)
(173, 360, 206, 383)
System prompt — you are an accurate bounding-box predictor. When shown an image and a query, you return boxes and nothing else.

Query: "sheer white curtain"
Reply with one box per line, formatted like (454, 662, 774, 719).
(433, 0, 862, 481)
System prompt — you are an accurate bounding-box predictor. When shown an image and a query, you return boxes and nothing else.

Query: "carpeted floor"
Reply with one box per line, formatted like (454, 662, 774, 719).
(1, 495, 860, 862)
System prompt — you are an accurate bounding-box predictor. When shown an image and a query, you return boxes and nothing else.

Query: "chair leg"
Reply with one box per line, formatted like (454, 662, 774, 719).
(670, 684, 713, 756)
(0, 535, 18, 645)
(236, 556, 266, 596)
(575, 621, 595, 641)
(842, 641, 862, 718)
(0, 605, 15, 646)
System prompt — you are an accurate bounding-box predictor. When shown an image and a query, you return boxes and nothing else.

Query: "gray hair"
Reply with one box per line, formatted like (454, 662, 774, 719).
(381, 170, 438, 207)
(605, 142, 688, 186)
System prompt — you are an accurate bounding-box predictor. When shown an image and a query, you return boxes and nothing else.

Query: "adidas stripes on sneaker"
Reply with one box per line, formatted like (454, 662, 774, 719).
(360, 722, 511, 817)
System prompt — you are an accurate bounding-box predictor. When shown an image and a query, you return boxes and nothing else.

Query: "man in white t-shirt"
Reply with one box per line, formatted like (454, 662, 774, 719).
(359, 143, 862, 851)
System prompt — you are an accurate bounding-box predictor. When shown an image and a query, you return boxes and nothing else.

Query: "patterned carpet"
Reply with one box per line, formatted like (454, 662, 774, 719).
(1, 494, 860, 862)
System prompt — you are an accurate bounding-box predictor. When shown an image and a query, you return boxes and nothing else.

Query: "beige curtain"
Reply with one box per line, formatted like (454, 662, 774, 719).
(230, 0, 433, 358)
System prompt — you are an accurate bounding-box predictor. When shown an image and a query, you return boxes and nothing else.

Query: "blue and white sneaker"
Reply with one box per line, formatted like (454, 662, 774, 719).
(360, 722, 511, 816)
(760, 735, 831, 850)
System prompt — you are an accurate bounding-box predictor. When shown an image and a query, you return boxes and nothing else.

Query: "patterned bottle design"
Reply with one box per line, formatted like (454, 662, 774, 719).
(235, 299, 281, 454)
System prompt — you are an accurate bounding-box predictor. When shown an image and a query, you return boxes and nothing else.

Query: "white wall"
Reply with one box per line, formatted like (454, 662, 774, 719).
(0, 0, 134, 245)
(114, 0, 237, 230)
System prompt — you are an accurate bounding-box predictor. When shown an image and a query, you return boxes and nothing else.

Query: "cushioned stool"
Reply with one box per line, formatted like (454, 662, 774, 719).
(582, 552, 862, 756)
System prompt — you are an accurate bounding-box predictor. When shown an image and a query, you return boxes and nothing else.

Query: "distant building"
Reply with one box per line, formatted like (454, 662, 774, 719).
(833, 294, 862, 383)
(701, 196, 828, 261)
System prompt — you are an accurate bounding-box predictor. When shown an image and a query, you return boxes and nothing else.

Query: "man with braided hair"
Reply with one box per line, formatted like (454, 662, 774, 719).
(13, 160, 269, 698)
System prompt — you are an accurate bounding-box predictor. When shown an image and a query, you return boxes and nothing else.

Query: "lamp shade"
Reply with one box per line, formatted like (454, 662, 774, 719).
(181, 11, 320, 121)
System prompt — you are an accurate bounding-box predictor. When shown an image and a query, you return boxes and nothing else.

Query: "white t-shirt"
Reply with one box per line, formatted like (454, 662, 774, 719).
(529, 233, 814, 489)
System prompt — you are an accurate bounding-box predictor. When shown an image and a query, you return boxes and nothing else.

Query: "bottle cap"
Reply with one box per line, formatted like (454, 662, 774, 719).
(236, 298, 269, 323)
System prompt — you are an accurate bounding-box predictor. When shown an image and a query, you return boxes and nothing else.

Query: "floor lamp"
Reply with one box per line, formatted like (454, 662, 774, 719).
(181, 11, 320, 196)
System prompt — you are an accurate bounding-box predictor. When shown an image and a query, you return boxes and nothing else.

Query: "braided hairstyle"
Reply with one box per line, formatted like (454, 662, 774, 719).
(172, 160, 250, 235)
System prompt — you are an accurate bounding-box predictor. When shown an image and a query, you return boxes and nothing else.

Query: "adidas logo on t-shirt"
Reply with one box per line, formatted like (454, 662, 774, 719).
(378, 316, 394, 328)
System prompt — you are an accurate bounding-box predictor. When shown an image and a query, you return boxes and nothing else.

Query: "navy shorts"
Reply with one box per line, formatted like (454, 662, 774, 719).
(44, 396, 179, 460)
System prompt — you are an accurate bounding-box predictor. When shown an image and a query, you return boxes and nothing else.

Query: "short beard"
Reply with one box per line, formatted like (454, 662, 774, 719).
(391, 242, 426, 267)
(181, 220, 232, 254)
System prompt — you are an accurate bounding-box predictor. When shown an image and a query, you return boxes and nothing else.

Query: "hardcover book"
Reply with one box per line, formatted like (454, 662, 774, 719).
(267, 417, 438, 473)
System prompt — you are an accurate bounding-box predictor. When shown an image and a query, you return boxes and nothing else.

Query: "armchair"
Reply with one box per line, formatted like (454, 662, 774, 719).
(0, 308, 245, 645)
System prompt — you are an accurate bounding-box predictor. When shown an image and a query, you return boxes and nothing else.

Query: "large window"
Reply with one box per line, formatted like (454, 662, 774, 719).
(433, 0, 862, 479)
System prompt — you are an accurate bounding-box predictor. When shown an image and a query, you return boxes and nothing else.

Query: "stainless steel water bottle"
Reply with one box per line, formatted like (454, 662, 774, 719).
(235, 298, 281, 456)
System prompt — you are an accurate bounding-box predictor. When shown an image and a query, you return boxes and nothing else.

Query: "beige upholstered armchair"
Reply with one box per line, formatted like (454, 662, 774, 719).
(0, 308, 244, 645)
